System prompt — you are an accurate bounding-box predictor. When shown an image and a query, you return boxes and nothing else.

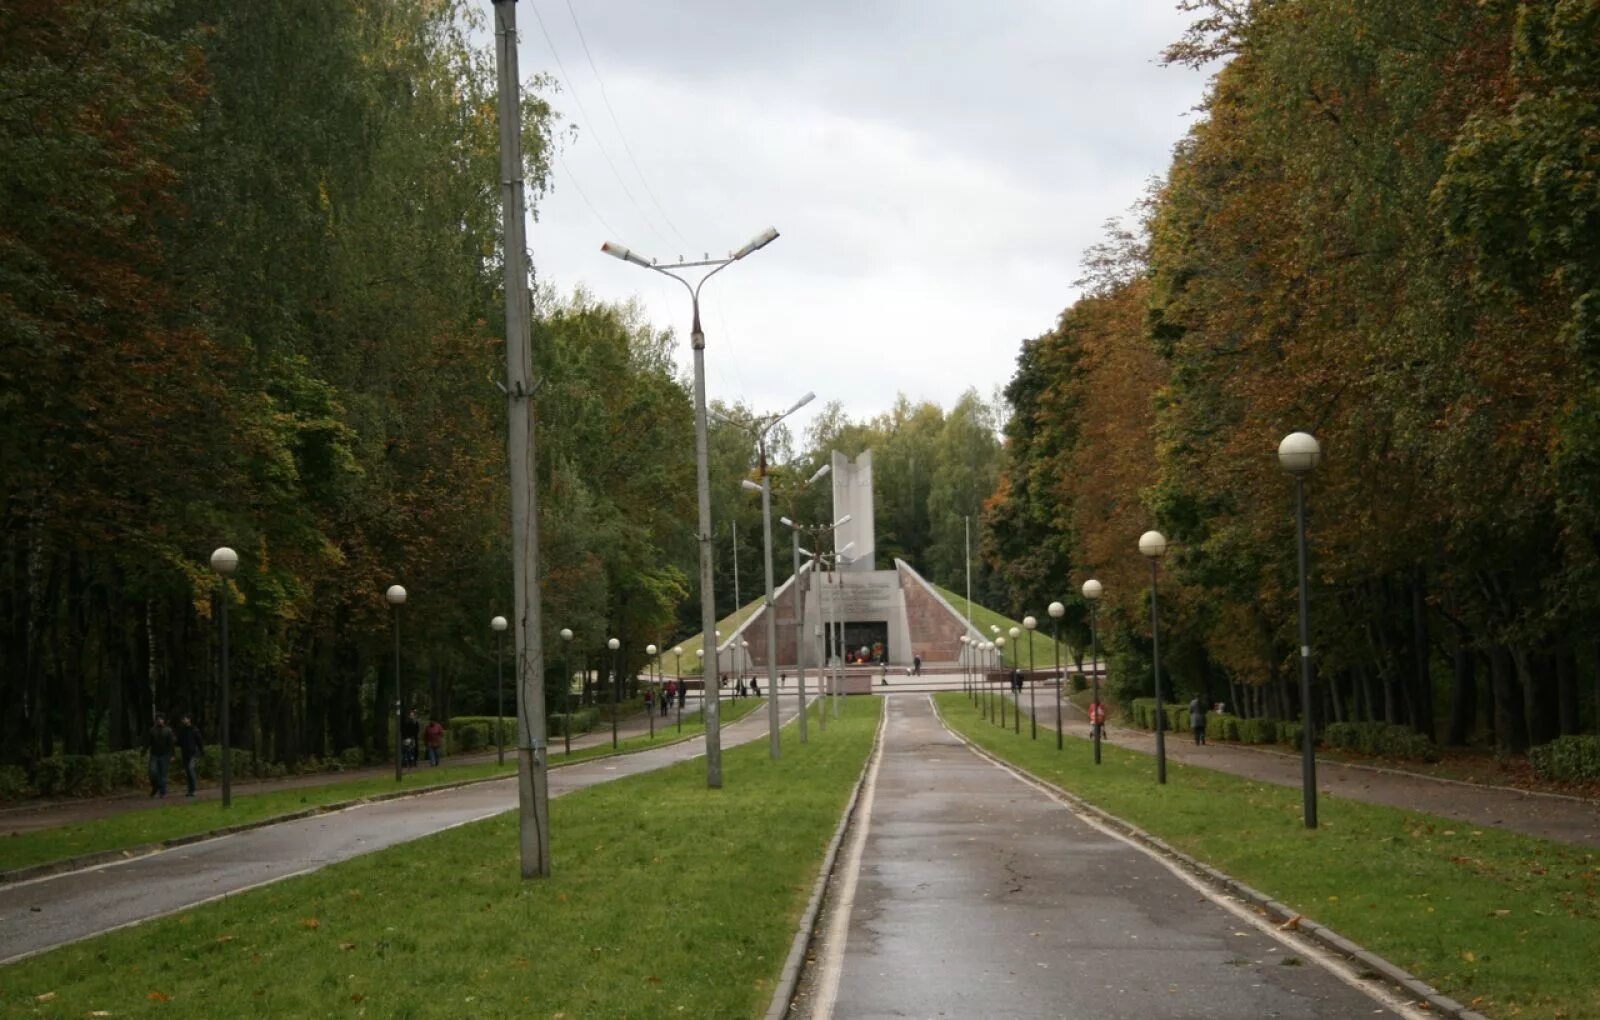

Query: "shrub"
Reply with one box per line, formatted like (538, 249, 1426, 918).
(1205, 713, 1241, 742)
(1236, 718, 1277, 744)
(0, 764, 29, 800)
(1529, 736, 1600, 782)
(339, 746, 365, 768)
(596, 698, 646, 723)
(1323, 722, 1440, 762)
(1278, 721, 1305, 748)
(550, 708, 599, 736)
(1130, 698, 1184, 732)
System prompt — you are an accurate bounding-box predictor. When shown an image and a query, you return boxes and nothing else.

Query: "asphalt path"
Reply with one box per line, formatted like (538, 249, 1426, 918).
(0, 695, 800, 964)
(985, 685, 1600, 848)
(798, 694, 1417, 1019)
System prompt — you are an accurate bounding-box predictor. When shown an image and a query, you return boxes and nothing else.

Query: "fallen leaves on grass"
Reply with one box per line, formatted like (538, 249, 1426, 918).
(148, 990, 170, 1002)
(300, 917, 320, 930)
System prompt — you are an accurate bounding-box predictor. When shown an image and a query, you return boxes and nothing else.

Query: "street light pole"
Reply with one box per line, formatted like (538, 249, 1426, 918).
(386, 584, 407, 782)
(673, 646, 684, 732)
(602, 226, 779, 789)
(1140, 531, 1169, 784)
(492, 616, 508, 765)
(607, 637, 621, 750)
(1081, 581, 1107, 767)
(646, 644, 658, 740)
(996, 636, 1008, 729)
(209, 547, 238, 808)
(1048, 601, 1064, 750)
(1083, 580, 1104, 764)
(1023, 615, 1038, 739)
(1008, 627, 1021, 734)
(559, 628, 573, 756)
(1280, 431, 1323, 829)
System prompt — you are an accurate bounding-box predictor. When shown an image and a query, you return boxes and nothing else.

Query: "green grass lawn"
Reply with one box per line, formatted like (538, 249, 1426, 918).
(931, 583, 1071, 668)
(0, 698, 765, 876)
(1, 698, 882, 1018)
(935, 692, 1598, 1020)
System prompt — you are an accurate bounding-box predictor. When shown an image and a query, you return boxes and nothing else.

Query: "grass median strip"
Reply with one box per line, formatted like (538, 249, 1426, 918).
(0, 697, 765, 876)
(1, 696, 879, 1017)
(935, 692, 1597, 1020)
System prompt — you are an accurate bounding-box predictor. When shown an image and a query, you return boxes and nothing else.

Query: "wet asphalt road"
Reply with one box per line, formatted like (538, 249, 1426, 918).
(0, 696, 797, 964)
(806, 695, 1408, 1019)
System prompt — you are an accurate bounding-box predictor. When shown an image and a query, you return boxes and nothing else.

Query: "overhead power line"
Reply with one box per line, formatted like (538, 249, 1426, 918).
(528, 0, 674, 251)
(562, 0, 689, 248)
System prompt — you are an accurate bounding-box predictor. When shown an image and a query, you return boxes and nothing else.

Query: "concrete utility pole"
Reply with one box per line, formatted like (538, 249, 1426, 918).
(492, 0, 550, 878)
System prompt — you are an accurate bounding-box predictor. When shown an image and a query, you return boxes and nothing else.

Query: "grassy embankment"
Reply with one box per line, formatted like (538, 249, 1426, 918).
(2, 697, 880, 1018)
(656, 598, 766, 676)
(931, 583, 1069, 668)
(935, 691, 1597, 1020)
(0, 698, 764, 876)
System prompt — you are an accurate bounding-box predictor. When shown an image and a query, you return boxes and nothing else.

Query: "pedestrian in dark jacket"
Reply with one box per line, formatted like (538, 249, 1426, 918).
(148, 714, 176, 798)
(402, 710, 421, 767)
(175, 713, 204, 797)
(1189, 697, 1207, 745)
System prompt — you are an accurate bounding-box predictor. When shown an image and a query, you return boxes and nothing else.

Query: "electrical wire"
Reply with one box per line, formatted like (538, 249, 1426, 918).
(562, 0, 689, 248)
(528, 0, 673, 250)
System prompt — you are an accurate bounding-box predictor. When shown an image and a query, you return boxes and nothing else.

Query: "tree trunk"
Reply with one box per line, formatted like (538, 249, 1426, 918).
(1445, 623, 1477, 746)
(1490, 644, 1527, 755)
(1556, 646, 1579, 736)
(1411, 575, 1433, 739)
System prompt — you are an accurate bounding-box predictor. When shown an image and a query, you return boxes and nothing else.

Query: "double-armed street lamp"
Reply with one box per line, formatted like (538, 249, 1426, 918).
(727, 393, 816, 761)
(1280, 430, 1323, 829)
(1083, 579, 1104, 764)
(1023, 616, 1038, 739)
(559, 628, 574, 755)
(492, 615, 508, 765)
(1048, 601, 1065, 750)
(386, 584, 407, 782)
(607, 637, 621, 750)
(209, 547, 239, 808)
(1139, 531, 1169, 784)
(781, 501, 847, 742)
(602, 226, 779, 790)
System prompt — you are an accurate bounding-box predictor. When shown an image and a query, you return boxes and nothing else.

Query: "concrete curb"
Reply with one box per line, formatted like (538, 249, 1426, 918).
(929, 697, 1492, 1020)
(0, 726, 716, 887)
(763, 700, 887, 1020)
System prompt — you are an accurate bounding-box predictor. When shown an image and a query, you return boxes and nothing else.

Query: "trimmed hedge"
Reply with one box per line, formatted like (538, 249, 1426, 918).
(1323, 721, 1441, 762)
(16, 743, 367, 799)
(1129, 698, 1184, 732)
(1529, 736, 1600, 782)
(1278, 721, 1305, 749)
(1205, 713, 1241, 742)
(1236, 717, 1277, 744)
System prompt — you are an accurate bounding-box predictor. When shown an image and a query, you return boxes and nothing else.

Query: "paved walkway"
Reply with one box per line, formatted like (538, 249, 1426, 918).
(981, 684, 1600, 849)
(0, 695, 798, 964)
(797, 694, 1416, 1019)
(0, 695, 720, 836)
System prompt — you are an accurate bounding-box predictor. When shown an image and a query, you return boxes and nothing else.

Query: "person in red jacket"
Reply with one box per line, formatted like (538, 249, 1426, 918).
(423, 718, 445, 767)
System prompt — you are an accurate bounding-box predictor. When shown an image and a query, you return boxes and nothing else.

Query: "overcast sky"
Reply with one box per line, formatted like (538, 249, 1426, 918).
(512, 0, 1211, 437)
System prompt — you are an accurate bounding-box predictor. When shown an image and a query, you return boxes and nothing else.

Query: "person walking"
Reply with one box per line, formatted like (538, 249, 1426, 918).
(147, 714, 175, 799)
(912, 653, 922, 677)
(677, 682, 687, 709)
(402, 709, 421, 767)
(750, 676, 760, 697)
(1189, 696, 1207, 745)
(423, 718, 445, 767)
(175, 713, 204, 798)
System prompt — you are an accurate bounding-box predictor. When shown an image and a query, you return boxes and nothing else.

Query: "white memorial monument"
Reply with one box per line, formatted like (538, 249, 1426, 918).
(718, 448, 982, 677)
